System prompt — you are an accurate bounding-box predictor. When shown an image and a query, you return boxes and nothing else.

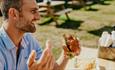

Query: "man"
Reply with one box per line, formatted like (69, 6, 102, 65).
(0, 0, 80, 70)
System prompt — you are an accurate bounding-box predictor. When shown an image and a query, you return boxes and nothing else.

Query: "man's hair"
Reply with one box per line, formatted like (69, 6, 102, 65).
(1, 0, 22, 20)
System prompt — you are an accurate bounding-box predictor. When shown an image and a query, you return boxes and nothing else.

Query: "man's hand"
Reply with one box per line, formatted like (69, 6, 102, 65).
(27, 40, 55, 70)
(63, 34, 81, 58)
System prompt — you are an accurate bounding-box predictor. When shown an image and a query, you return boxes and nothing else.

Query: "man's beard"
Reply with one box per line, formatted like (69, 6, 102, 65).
(21, 23, 36, 33)
(16, 20, 36, 33)
(16, 13, 37, 33)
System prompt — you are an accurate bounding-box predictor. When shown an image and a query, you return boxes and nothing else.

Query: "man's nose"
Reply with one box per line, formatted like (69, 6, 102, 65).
(34, 11, 41, 20)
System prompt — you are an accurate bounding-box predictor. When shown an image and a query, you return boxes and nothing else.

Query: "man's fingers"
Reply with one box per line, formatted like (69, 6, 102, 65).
(63, 34, 74, 40)
(37, 40, 54, 67)
(49, 56, 55, 70)
(62, 45, 70, 55)
(63, 45, 69, 51)
(45, 55, 55, 70)
(38, 51, 50, 65)
(45, 55, 52, 68)
(37, 47, 51, 65)
(27, 50, 36, 67)
(46, 40, 52, 50)
(40, 40, 52, 62)
(29, 62, 38, 70)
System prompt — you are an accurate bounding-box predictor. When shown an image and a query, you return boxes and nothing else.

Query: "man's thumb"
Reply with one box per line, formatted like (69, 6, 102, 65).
(27, 50, 36, 67)
(46, 40, 52, 50)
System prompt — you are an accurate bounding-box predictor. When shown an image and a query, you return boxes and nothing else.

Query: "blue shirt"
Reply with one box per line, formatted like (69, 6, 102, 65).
(0, 26, 42, 70)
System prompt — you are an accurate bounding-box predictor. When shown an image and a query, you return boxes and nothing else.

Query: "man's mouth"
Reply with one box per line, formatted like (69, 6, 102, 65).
(32, 21, 38, 24)
(32, 21, 38, 26)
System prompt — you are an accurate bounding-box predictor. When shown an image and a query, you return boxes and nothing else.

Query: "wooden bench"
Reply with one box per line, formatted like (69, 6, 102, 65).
(39, 7, 47, 12)
(54, 8, 72, 20)
(67, 0, 86, 6)
(38, 1, 72, 25)
(39, 7, 48, 16)
(51, 8, 72, 25)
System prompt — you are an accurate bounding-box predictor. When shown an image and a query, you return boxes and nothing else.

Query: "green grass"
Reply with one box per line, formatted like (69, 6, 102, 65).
(34, 0, 115, 59)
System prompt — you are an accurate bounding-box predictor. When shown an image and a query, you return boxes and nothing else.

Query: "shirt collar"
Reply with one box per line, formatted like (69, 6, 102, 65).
(0, 26, 27, 50)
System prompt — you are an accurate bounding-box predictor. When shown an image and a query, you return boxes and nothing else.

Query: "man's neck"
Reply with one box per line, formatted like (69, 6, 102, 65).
(3, 22, 24, 48)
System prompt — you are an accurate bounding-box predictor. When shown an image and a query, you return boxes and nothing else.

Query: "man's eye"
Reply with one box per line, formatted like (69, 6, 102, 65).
(31, 10, 36, 14)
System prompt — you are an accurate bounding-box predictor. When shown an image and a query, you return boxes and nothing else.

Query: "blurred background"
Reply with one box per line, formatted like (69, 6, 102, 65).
(0, 0, 115, 59)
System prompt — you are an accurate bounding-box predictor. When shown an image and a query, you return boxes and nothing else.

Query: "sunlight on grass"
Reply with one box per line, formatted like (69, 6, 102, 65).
(33, 0, 115, 58)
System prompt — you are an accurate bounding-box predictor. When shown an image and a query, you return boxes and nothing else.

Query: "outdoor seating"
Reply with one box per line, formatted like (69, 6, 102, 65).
(38, 1, 72, 25)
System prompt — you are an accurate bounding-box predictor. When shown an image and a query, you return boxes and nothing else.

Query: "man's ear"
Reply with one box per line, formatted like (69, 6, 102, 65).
(8, 8, 19, 20)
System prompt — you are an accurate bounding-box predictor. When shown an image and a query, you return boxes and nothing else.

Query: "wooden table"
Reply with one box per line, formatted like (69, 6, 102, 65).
(65, 47, 115, 70)
(38, 1, 65, 7)
(99, 58, 115, 70)
(37, 1, 72, 25)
